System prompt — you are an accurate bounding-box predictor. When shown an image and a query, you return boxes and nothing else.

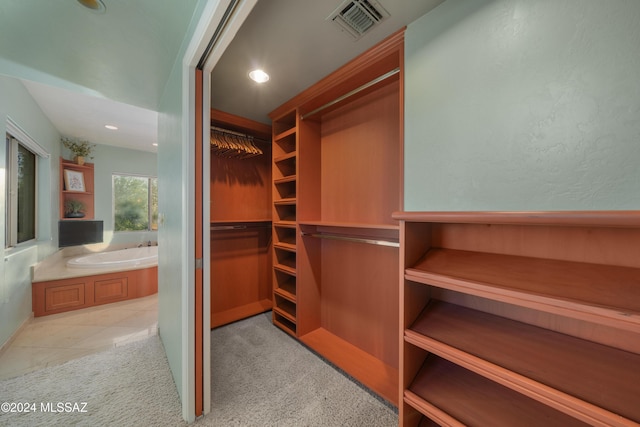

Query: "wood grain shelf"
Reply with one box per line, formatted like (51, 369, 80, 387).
(273, 314, 296, 336)
(274, 242, 296, 252)
(300, 328, 398, 405)
(273, 151, 296, 163)
(274, 126, 296, 142)
(274, 287, 296, 303)
(273, 221, 296, 229)
(406, 356, 588, 427)
(397, 211, 640, 426)
(406, 248, 640, 332)
(406, 300, 640, 425)
(273, 304, 296, 324)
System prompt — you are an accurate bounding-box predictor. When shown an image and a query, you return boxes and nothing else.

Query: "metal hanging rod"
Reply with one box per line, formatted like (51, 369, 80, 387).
(210, 221, 271, 231)
(301, 232, 399, 248)
(301, 67, 400, 120)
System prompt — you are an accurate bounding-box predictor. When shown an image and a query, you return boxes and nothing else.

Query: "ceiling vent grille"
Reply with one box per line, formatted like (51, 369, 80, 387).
(327, 0, 390, 41)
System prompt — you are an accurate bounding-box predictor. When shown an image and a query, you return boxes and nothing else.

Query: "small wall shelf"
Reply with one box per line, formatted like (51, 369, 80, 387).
(59, 158, 95, 220)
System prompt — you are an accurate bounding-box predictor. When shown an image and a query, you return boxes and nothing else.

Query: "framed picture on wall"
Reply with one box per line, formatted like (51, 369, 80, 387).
(64, 169, 86, 192)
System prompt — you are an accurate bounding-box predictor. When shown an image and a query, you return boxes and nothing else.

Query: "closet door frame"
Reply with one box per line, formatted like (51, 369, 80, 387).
(187, 0, 259, 421)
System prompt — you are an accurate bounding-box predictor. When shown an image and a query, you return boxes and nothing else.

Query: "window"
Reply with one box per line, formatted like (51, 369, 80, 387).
(5, 133, 37, 247)
(113, 174, 158, 232)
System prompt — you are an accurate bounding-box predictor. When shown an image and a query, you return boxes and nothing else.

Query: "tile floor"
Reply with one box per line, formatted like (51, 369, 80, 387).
(0, 293, 158, 380)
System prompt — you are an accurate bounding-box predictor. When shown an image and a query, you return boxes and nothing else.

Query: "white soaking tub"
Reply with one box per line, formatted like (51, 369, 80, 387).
(66, 246, 158, 269)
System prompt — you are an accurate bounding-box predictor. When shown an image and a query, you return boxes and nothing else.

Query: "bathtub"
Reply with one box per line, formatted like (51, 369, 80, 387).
(67, 246, 158, 269)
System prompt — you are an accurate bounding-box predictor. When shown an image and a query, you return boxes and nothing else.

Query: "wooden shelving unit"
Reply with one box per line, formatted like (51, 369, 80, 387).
(59, 158, 94, 220)
(209, 109, 273, 328)
(271, 109, 299, 336)
(395, 211, 640, 426)
(269, 30, 405, 405)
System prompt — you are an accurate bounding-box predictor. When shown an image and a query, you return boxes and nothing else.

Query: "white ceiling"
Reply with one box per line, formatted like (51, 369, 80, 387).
(0, 0, 444, 151)
(211, 0, 445, 124)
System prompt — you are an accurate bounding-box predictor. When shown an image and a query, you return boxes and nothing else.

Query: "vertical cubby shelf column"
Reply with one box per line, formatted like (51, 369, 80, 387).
(271, 110, 298, 336)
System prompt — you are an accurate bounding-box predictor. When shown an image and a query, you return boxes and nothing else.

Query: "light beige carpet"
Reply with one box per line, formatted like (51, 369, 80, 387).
(0, 312, 397, 426)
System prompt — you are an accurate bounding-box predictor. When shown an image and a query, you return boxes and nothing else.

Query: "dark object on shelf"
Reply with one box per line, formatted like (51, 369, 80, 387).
(59, 220, 103, 247)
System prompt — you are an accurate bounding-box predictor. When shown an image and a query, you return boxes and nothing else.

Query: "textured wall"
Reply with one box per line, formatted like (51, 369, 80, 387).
(405, 0, 640, 211)
(0, 75, 60, 347)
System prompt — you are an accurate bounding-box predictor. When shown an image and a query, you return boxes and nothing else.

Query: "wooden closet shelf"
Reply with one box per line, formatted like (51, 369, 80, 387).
(274, 242, 296, 252)
(406, 356, 589, 427)
(298, 221, 399, 231)
(392, 210, 640, 228)
(300, 327, 398, 405)
(274, 263, 296, 276)
(274, 126, 296, 141)
(274, 152, 297, 163)
(273, 305, 296, 324)
(274, 176, 297, 185)
(273, 221, 296, 229)
(406, 300, 640, 425)
(406, 248, 640, 332)
(274, 286, 296, 303)
(274, 198, 297, 206)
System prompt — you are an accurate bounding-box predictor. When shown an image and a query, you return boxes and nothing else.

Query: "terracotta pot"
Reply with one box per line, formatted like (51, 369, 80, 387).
(74, 156, 85, 165)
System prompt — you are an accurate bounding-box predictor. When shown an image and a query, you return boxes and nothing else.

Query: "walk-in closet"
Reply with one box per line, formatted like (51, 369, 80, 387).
(209, 29, 404, 406)
(209, 109, 273, 328)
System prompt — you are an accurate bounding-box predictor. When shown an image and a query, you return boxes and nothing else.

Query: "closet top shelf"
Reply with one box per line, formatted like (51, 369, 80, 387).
(392, 210, 640, 228)
(298, 221, 399, 231)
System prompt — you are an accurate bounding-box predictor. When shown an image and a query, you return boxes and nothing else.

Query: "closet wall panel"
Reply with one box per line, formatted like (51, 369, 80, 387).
(319, 80, 400, 226)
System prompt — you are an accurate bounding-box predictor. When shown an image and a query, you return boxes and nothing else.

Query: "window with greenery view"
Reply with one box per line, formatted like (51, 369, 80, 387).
(113, 174, 158, 232)
(5, 133, 37, 247)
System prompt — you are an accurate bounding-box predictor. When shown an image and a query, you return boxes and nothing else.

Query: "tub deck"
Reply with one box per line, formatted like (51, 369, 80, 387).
(32, 249, 158, 317)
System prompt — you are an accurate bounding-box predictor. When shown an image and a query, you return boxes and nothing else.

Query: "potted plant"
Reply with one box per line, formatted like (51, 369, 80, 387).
(61, 137, 95, 165)
(64, 199, 86, 218)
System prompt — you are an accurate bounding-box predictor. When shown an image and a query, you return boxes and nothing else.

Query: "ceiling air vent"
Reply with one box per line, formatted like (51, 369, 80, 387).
(327, 0, 390, 41)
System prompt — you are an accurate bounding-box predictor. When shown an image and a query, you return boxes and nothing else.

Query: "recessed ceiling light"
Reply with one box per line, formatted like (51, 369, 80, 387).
(248, 69, 270, 83)
(104, 124, 118, 130)
(152, 143, 158, 147)
(77, 0, 106, 13)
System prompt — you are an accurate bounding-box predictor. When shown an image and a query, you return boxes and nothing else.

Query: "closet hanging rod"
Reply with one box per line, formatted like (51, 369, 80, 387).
(300, 232, 399, 248)
(210, 223, 271, 231)
(301, 67, 400, 120)
(210, 126, 268, 142)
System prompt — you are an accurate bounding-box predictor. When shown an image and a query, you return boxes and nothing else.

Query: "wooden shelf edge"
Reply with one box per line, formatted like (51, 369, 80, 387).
(273, 264, 296, 276)
(274, 287, 296, 303)
(392, 210, 640, 228)
(273, 317, 297, 337)
(404, 270, 640, 333)
(273, 306, 296, 324)
(211, 299, 272, 328)
(404, 390, 464, 427)
(274, 152, 296, 163)
(274, 176, 297, 184)
(298, 220, 399, 231)
(274, 126, 296, 141)
(300, 327, 398, 406)
(404, 330, 629, 427)
(274, 242, 296, 252)
(274, 198, 297, 205)
(273, 221, 296, 229)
